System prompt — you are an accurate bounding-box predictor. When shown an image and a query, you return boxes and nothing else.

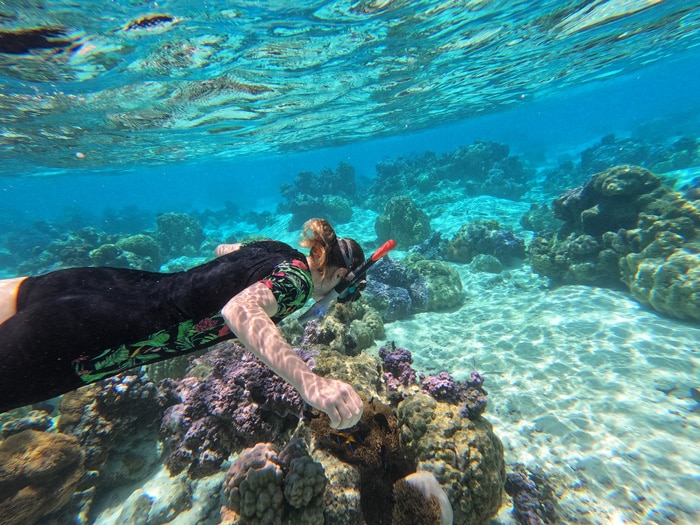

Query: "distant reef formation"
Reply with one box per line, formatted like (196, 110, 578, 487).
(11, 211, 205, 276)
(278, 162, 358, 230)
(529, 165, 700, 321)
(365, 140, 533, 209)
(542, 134, 700, 196)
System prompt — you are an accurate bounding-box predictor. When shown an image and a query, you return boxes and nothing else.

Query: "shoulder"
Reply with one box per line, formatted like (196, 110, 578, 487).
(260, 258, 312, 320)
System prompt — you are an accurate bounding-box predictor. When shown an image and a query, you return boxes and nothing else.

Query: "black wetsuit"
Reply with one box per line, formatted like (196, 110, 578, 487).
(0, 241, 312, 412)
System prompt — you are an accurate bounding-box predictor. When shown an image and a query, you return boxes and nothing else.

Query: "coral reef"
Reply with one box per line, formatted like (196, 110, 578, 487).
(375, 195, 432, 250)
(445, 220, 526, 265)
(310, 397, 410, 525)
(156, 212, 205, 258)
(0, 409, 53, 438)
(529, 165, 700, 320)
(290, 300, 385, 356)
(520, 203, 563, 234)
(0, 430, 85, 525)
(471, 253, 503, 273)
(397, 393, 505, 525)
(88, 233, 161, 271)
(504, 464, 557, 525)
(404, 258, 463, 311)
(378, 343, 489, 419)
(221, 439, 326, 524)
(57, 371, 164, 490)
(279, 162, 357, 229)
(159, 342, 308, 478)
(364, 257, 429, 321)
(365, 141, 532, 209)
(380, 343, 417, 392)
(541, 134, 700, 196)
(410, 231, 448, 261)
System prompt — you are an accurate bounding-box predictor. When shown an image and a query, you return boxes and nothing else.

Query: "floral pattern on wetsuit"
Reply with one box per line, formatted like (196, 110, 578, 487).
(72, 259, 313, 384)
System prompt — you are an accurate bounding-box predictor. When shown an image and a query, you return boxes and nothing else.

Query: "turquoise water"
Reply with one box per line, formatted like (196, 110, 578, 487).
(2, 1, 700, 524)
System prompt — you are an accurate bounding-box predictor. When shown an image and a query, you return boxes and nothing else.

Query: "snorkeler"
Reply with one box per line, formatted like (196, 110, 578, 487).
(0, 218, 365, 429)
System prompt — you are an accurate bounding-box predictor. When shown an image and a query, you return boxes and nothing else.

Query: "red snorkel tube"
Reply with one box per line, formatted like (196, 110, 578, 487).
(299, 239, 397, 322)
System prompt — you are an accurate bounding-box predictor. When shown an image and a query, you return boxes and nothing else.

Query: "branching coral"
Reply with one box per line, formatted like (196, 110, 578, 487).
(159, 342, 308, 478)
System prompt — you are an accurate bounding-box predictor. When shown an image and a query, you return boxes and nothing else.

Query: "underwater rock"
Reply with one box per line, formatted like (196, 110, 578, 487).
(397, 393, 506, 525)
(531, 165, 700, 320)
(375, 195, 432, 250)
(0, 430, 85, 525)
(159, 342, 306, 478)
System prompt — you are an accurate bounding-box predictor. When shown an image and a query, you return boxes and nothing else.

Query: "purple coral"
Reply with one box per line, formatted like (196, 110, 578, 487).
(379, 343, 417, 391)
(159, 342, 310, 478)
(504, 465, 557, 525)
(421, 372, 460, 403)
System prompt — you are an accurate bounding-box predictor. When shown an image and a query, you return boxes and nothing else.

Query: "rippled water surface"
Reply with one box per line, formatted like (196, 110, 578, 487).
(2, 0, 699, 173)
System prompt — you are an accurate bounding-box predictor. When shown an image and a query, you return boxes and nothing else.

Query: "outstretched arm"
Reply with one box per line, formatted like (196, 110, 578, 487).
(221, 282, 363, 429)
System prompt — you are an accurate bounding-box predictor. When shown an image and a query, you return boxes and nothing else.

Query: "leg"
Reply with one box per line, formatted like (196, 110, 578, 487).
(0, 292, 168, 413)
(0, 277, 27, 325)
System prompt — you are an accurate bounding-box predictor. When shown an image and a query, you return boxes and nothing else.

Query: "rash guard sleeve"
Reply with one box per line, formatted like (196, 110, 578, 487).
(259, 259, 313, 321)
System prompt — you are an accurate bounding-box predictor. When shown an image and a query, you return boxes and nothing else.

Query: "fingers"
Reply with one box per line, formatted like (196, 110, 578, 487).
(331, 386, 364, 429)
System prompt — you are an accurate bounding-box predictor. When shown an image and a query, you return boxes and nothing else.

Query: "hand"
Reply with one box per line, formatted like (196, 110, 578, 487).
(299, 374, 364, 429)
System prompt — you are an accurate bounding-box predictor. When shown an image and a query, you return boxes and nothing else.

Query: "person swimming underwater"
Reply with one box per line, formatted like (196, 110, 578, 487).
(0, 218, 365, 429)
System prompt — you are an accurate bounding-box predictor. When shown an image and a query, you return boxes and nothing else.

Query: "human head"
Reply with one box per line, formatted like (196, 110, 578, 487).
(299, 218, 365, 280)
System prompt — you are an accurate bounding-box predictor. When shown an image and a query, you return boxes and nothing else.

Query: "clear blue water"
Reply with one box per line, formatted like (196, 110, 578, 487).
(2, 1, 700, 524)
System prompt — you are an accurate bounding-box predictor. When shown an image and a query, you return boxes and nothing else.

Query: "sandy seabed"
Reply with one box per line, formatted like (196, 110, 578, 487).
(382, 264, 700, 525)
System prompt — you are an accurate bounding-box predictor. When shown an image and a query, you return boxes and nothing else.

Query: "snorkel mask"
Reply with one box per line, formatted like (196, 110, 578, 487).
(299, 239, 397, 321)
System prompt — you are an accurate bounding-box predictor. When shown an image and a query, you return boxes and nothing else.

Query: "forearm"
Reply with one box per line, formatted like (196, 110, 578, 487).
(221, 283, 363, 429)
(221, 293, 315, 395)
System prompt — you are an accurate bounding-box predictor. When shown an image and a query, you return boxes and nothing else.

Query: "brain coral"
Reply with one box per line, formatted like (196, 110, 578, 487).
(530, 165, 700, 320)
(397, 393, 505, 525)
(375, 195, 432, 250)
